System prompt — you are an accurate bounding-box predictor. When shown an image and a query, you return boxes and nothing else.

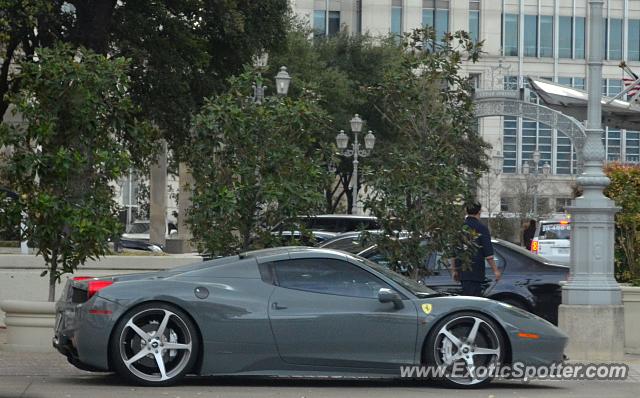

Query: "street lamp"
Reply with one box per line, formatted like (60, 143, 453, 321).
(251, 65, 291, 104)
(336, 114, 376, 214)
(522, 148, 551, 217)
(275, 66, 291, 96)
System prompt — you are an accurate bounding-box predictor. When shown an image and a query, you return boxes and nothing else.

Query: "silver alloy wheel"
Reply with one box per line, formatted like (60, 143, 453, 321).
(119, 308, 193, 382)
(433, 315, 502, 386)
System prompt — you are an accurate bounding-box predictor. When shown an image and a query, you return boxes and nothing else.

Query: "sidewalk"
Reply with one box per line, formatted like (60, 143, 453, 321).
(1, 328, 640, 397)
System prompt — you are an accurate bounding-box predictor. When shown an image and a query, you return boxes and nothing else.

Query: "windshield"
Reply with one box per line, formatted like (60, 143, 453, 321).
(538, 222, 571, 240)
(348, 254, 436, 296)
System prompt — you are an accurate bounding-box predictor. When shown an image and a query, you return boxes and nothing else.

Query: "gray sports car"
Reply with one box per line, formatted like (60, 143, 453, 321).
(53, 247, 568, 387)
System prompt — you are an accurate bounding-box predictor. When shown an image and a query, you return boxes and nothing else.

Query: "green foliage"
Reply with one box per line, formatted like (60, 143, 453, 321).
(0, 0, 63, 117)
(362, 28, 488, 278)
(267, 25, 405, 212)
(186, 70, 331, 256)
(0, 1, 291, 157)
(604, 163, 640, 285)
(110, 0, 291, 155)
(0, 44, 159, 300)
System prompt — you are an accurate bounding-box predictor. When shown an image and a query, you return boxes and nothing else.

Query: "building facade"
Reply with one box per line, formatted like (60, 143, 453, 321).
(291, 0, 640, 224)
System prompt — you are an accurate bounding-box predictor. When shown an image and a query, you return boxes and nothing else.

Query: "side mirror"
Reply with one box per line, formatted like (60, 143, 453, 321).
(378, 288, 404, 309)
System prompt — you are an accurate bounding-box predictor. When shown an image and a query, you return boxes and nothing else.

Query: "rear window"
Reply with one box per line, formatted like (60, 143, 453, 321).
(538, 222, 571, 240)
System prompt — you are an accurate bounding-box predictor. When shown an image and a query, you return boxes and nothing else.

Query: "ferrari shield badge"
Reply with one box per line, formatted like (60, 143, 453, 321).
(421, 303, 433, 314)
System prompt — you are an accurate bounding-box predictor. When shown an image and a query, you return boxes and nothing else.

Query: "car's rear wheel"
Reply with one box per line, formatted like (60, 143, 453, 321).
(110, 302, 199, 386)
(425, 312, 505, 388)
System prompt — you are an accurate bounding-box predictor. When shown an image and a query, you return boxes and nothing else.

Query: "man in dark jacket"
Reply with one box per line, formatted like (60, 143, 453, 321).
(452, 202, 502, 296)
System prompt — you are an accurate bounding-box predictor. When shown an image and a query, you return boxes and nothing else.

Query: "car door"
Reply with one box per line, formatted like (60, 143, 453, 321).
(267, 257, 418, 369)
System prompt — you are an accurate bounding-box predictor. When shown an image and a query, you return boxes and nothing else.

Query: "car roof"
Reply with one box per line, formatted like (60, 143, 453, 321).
(239, 246, 347, 260)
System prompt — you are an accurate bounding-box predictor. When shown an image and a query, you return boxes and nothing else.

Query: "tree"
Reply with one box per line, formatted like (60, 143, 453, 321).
(1, 1, 291, 153)
(267, 26, 404, 213)
(0, 0, 64, 118)
(186, 70, 331, 256)
(361, 28, 487, 278)
(604, 163, 640, 285)
(0, 44, 158, 300)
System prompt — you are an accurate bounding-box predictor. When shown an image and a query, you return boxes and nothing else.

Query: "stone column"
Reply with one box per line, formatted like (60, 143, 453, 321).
(176, 162, 194, 253)
(558, 0, 624, 360)
(149, 140, 168, 247)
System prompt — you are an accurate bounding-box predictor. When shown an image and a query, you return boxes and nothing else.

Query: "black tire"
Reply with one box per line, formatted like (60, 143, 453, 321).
(110, 302, 200, 386)
(424, 311, 506, 388)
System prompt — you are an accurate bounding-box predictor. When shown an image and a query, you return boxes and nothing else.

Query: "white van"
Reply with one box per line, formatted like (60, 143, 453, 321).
(531, 218, 571, 265)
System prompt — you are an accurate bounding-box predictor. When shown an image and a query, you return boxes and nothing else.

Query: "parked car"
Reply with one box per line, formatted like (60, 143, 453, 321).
(531, 217, 571, 265)
(358, 239, 569, 324)
(54, 247, 567, 387)
(272, 214, 380, 234)
(119, 239, 163, 253)
(122, 220, 178, 242)
(270, 215, 380, 247)
(318, 230, 388, 253)
(274, 230, 338, 246)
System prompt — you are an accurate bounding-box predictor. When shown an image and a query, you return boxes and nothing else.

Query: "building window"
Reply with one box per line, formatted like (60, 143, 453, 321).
(557, 77, 585, 90)
(503, 75, 519, 91)
(539, 15, 553, 57)
(555, 198, 572, 213)
(575, 17, 585, 59)
(391, 0, 403, 35)
(503, 116, 518, 173)
(559, 16, 572, 58)
(469, 72, 481, 90)
(607, 18, 623, 60)
(603, 78, 622, 97)
(630, 20, 640, 61)
(524, 15, 537, 57)
(502, 13, 519, 56)
(469, 0, 480, 43)
(626, 131, 640, 163)
(500, 197, 510, 212)
(605, 129, 622, 162)
(313, 10, 340, 38)
(422, 0, 449, 42)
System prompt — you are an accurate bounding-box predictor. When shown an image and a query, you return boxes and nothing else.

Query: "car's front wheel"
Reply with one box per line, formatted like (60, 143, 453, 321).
(424, 311, 506, 388)
(110, 302, 199, 386)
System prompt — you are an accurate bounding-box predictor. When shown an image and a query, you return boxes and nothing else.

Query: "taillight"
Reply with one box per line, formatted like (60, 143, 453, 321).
(72, 276, 94, 281)
(87, 280, 113, 298)
(531, 240, 539, 253)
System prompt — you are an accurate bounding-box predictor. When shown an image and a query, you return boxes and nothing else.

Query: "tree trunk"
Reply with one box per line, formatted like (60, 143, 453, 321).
(48, 257, 58, 302)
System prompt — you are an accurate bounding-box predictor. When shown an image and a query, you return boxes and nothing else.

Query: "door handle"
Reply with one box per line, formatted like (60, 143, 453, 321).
(272, 302, 287, 310)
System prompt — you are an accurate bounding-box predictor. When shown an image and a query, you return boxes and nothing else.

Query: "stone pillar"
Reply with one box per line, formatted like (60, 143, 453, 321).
(149, 140, 167, 247)
(164, 162, 195, 253)
(558, 0, 624, 361)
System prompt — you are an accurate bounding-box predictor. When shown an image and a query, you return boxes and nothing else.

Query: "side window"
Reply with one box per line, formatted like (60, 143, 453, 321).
(273, 258, 391, 299)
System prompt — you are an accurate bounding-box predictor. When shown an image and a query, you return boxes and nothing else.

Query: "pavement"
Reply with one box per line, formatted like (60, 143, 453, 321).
(1, 328, 640, 398)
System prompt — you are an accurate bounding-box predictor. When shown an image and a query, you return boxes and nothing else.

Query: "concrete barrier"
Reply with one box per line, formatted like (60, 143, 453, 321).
(0, 254, 202, 327)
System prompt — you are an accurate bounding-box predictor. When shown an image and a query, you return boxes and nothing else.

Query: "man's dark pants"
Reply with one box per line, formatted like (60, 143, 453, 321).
(461, 280, 483, 297)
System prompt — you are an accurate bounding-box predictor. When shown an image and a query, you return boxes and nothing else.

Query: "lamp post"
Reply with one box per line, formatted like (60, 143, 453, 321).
(558, 0, 623, 360)
(336, 114, 376, 214)
(251, 66, 291, 104)
(487, 150, 503, 224)
(521, 149, 551, 217)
